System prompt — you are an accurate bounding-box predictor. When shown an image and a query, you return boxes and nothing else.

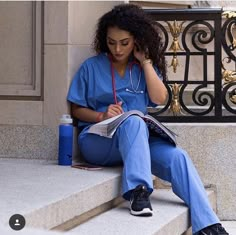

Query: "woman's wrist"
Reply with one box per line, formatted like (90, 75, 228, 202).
(96, 112, 104, 122)
(141, 59, 153, 67)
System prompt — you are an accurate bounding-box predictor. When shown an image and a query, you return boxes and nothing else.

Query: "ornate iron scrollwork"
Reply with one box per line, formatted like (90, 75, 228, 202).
(221, 12, 236, 61)
(221, 11, 236, 112)
(181, 20, 215, 116)
(229, 88, 236, 104)
(146, 8, 236, 122)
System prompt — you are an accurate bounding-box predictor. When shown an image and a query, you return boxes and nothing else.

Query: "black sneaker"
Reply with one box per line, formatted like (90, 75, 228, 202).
(130, 184, 153, 216)
(199, 223, 229, 235)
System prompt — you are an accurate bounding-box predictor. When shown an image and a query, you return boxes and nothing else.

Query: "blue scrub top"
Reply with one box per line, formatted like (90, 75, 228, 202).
(67, 53, 161, 128)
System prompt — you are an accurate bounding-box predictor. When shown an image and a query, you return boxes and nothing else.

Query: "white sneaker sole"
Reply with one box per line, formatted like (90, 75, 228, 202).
(130, 208, 153, 216)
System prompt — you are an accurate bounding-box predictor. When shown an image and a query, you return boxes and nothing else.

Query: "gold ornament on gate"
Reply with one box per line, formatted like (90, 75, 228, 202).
(167, 20, 185, 73)
(222, 11, 236, 19)
(170, 55, 179, 73)
(222, 60, 236, 84)
(167, 20, 185, 53)
(170, 83, 182, 116)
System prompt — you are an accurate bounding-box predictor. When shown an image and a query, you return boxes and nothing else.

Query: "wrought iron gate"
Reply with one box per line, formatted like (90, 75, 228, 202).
(146, 8, 236, 122)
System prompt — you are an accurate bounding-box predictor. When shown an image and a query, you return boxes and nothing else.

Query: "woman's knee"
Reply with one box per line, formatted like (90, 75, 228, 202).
(119, 115, 147, 130)
(171, 147, 191, 166)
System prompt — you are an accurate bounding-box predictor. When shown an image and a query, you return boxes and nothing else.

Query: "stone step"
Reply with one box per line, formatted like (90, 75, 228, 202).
(0, 158, 216, 235)
(0, 158, 122, 230)
(69, 189, 216, 235)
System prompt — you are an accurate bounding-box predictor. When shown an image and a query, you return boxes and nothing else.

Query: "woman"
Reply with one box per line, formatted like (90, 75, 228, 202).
(67, 4, 228, 235)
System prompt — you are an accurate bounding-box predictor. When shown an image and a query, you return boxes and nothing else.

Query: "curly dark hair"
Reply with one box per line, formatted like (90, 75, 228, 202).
(93, 4, 167, 80)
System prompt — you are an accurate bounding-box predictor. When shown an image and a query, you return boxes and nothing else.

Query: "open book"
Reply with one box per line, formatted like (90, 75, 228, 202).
(88, 110, 177, 145)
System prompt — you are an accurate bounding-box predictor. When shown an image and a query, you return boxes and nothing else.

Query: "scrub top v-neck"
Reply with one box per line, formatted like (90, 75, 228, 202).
(67, 53, 158, 128)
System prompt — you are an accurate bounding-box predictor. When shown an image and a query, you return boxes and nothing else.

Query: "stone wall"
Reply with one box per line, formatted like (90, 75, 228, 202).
(168, 123, 236, 219)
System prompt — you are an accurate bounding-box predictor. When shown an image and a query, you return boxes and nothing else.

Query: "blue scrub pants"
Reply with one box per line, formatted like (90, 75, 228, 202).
(79, 116, 219, 234)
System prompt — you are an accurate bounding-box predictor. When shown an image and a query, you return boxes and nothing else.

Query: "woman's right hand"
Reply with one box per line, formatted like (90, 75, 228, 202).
(102, 101, 123, 120)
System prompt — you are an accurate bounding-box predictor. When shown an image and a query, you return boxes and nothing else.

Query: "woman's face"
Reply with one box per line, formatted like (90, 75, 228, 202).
(106, 26, 134, 63)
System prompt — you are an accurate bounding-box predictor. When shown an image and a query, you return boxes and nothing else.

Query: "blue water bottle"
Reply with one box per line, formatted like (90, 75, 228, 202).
(58, 114, 73, 165)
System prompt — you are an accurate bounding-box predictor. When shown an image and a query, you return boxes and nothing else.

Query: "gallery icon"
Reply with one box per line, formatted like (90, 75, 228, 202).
(9, 214, 26, 231)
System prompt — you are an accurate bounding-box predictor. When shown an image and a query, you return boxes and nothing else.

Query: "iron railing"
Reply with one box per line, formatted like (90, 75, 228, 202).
(146, 8, 236, 122)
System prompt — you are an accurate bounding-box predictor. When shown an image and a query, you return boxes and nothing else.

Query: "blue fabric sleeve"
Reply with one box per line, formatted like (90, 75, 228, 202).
(67, 64, 88, 107)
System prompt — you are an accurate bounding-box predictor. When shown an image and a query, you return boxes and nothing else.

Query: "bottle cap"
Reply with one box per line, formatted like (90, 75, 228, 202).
(60, 114, 73, 124)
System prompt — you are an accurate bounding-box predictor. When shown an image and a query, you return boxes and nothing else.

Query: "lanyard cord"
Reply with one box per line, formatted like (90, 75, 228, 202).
(110, 57, 118, 104)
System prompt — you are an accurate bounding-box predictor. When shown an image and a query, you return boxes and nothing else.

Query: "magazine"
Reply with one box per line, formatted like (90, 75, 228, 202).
(88, 110, 177, 145)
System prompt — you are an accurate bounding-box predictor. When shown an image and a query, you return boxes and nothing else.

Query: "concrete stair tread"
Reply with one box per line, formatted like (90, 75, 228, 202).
(70, 189, 189, 235)
(0, 158, 122, 229)
(0, 158, 215, 235)
(70, 189, 214, 235)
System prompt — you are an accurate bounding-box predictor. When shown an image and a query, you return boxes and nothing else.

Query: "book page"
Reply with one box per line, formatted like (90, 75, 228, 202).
(87, 110, 177, 145)
(88, 110, 144, 138)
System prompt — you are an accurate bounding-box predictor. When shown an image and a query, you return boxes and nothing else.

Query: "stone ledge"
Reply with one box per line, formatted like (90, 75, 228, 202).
(0, 125, 57, 160)
(167, 124, 236, 220)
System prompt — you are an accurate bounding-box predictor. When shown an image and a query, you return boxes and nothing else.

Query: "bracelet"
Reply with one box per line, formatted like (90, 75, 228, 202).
(142, 59, 153, 67)
(96, 112, 103, 122)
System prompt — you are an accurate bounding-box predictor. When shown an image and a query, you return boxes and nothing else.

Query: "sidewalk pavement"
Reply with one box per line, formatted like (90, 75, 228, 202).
(221, 221, 236, 235)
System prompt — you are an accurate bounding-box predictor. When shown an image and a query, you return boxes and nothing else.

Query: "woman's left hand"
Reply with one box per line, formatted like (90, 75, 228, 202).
(133, 43, 148, 63)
